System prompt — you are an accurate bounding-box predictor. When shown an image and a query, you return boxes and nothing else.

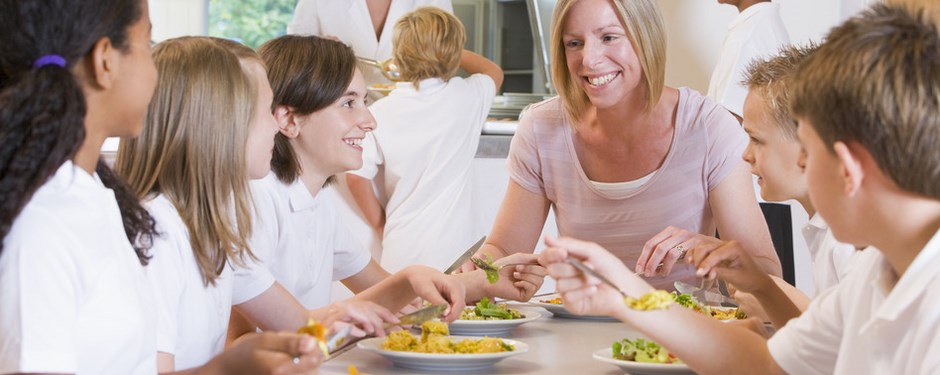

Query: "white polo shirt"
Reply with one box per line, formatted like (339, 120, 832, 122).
(802, 213, 858, 294)
(707, 2, 790, 117)
(351, 75, 494, 272)
(768, 228, 940, 374)
(144, 194, 274, 370)
(0, 161, 156, 374)
(245, 175, 372, 308)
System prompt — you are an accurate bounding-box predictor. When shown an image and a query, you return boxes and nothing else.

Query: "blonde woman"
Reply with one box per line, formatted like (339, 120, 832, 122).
(459, 0, 780, 290)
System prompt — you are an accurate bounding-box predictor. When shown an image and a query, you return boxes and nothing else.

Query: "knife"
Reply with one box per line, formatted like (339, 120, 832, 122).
(325, 304, 448, 360)
(392, 303, 448, 327)
(674, 280, 738, 307)
(443, 235, 487, 274)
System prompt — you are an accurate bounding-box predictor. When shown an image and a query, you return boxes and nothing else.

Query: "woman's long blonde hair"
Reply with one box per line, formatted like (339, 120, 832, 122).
(551, 0, 666, 121)
(115, 36, 256, 286)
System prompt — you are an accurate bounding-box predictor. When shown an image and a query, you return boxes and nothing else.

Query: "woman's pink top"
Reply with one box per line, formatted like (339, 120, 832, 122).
(508, 87, 747, 289)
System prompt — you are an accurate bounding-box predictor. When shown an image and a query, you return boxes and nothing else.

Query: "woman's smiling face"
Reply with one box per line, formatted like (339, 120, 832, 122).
(561, 0, 643, 109)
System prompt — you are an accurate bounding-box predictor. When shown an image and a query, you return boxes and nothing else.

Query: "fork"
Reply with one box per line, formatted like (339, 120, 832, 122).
(566, 258, 632, 299)
(692, 277, 716, 303)
(470, 257, 539, 272)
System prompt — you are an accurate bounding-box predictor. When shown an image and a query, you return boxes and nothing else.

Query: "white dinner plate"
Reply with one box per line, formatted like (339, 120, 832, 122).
(448, 308, 542, 337)
(592, 348, 695, 374)
(357, 336, 528, 372)
(528, 294, 620, 321)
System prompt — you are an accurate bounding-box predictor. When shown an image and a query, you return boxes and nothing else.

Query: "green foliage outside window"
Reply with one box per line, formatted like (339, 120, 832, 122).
(208, 0, 297, 49)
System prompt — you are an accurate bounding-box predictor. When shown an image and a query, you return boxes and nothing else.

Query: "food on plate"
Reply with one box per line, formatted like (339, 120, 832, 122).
(348, 365, 368, 375)
(710, 306, 747, 321)
(672, 292, 747, 320)
(624, 290, 674, 311)
(539, 297, 563, 305)
(470, 255, 500, 284)
(612, 338, 682, 364)
(382, 320, 515, 354)
(420, 320, 449, 342)
(459, 297, 524, 320)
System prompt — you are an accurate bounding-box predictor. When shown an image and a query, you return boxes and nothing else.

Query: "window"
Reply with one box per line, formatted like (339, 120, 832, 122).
(207, 0, 297, 49)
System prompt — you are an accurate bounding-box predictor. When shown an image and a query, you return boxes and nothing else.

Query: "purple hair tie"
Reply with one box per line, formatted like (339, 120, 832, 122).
(33, 55, 67, 69)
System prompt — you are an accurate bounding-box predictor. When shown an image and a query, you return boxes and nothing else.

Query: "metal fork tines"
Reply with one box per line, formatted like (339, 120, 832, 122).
(693, 277, 715, 304)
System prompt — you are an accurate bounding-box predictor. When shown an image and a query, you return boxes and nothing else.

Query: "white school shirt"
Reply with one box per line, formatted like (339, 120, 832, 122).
(706, 2, 789, 117)
(144, 194, 274, 370)
(350, 75, 495, 272)
(246, 175, 372, 308)
(0, 161, 156, 374)
(767, 228, 940, 374)
(288, 0, 454, 86)
(802, 213, 858, 294)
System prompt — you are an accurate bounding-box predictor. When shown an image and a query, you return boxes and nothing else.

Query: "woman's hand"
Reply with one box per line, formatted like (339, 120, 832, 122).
(474, 253, 547, 302)
(539, 236, 650, 318)
(454, 243, 508, 274)
(217, 331, 321, 374)
(636, 226, 724, 277)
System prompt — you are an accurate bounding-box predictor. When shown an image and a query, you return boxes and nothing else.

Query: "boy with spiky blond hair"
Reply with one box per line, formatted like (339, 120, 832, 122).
(721, 43, 862, 325)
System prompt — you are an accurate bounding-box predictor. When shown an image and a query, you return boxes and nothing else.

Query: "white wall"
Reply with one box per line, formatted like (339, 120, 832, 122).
(658, 0, 857, 93)
(149, 0, 207, 42)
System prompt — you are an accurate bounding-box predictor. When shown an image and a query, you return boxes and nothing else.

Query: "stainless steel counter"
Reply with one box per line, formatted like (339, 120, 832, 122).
(476, 120, 518, 159)
(319, 305, 642, 375)
(476, 134, 513, 159)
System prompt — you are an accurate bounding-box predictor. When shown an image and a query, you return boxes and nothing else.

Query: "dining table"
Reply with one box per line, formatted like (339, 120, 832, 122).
(319, 303, 664, 375)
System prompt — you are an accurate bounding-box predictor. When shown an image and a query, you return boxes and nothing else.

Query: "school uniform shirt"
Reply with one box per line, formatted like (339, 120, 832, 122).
(288, 0, 454, 86)
(144, 194, 274, 370)
(767, 228, 940, 374)
(0, 161, 156, 374)
(706, 2, 789, 117)
(802, 213, 858, 294)
(245, 174, 372, 308)
(351, 75, 495, 272)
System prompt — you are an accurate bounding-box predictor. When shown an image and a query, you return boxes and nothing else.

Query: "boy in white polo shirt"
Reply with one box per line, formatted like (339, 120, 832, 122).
(664, 44, 861, 328)
(708, 0, 789, 121)
(348, 6, 504, 272)
(539, 3, 940, 373)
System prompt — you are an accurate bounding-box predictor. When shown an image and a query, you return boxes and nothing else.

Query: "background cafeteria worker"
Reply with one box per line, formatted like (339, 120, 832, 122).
(289, 0, 454, 87)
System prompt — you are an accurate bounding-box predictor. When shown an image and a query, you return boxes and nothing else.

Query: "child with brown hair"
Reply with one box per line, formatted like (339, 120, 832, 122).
(347, 6, 504, 272)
